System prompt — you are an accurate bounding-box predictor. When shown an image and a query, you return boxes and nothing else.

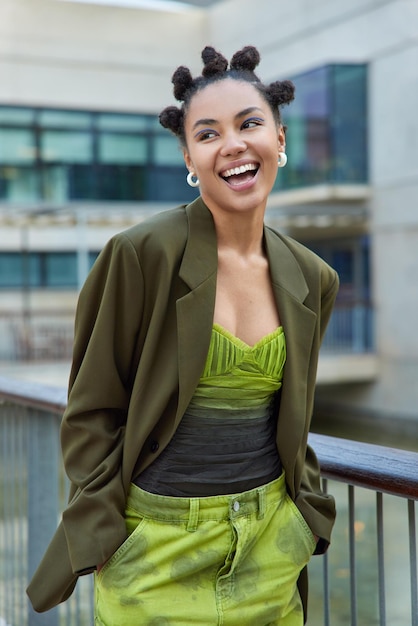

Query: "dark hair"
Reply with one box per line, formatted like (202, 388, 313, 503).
(159, 45, 295, 147)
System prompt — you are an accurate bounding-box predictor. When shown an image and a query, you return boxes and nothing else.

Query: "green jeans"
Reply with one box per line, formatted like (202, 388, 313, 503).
(94, 472, 316, 625)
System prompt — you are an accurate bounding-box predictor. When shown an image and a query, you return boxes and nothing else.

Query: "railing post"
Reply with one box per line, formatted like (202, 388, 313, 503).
(348, 485, 358, 626)
(27, 409, 60, 626)
(321, 478, 331, 626)
(376, 492, 386, 625)
(409, 500, 418, 626)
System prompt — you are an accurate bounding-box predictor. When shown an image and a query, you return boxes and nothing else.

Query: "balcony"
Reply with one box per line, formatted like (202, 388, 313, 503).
(0, 376, 417, 626)
(319, 300, 378, 385)
(0, 295, 377, 386)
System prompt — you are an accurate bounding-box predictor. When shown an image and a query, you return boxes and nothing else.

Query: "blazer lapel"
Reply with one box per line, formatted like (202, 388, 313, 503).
(176, 198, 218, 423)
(264, 228, 317, 491)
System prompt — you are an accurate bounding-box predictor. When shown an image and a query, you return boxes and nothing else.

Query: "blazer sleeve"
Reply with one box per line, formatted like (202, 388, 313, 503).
(295, 265, 339, 553)
(60, 233, 144, 574)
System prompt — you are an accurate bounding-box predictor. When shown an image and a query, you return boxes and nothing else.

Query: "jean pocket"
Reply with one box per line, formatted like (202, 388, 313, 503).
(283, 496, 317, 565)
(97, 507, 147, 578)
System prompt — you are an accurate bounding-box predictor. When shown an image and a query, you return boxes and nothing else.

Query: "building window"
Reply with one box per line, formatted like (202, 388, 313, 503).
(304, 236, 373, 352)
(44, 253, 78, 288)
(0, 253, 33, 288)
(0, 251, 102, 289)
(0, 106, 196, 205)
(275, 64, 368, 191)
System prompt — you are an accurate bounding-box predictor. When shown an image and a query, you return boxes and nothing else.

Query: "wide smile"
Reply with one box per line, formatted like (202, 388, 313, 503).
(220, 162, 259, 188)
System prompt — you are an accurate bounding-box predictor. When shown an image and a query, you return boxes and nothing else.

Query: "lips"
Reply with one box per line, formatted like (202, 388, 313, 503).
(220, 162, 259, 187)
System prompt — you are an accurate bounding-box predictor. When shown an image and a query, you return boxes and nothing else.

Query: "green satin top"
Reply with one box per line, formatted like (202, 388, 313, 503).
(135, 325, 286, 496)
(189, 323, 286, 412)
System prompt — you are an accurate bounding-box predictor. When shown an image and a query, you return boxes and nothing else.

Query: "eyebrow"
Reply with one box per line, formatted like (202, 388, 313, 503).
(192, 106, 264, 131)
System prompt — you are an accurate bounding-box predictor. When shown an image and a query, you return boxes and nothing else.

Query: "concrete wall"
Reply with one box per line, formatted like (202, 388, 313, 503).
(0, 0, 207, 112)
(208, 0, 409, 77)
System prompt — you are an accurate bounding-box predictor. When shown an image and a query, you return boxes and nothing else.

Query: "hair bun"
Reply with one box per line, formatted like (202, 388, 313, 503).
(159, 106, 183, 135)
(230, 46, 260, 72)
(160, 44, 294, 142)
(267, 79, 295, 106)
(172, 66, 194, 101)
(201, 46, 228, 78)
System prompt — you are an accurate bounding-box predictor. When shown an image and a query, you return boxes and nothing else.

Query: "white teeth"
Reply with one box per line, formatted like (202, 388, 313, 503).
(222, 163, 257, 178)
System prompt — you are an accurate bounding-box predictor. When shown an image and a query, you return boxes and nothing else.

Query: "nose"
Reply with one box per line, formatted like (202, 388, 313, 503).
(220, 131, 247, 156)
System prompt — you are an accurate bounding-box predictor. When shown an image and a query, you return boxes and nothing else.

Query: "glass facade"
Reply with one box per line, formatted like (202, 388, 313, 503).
(0, 107, 198, 204)
(304, 236, 373, 351)
(306, 236, 370, 302)
(275, 64, 368, 191)
(0, 251, 99, 289)
(0, 65, 367, 203)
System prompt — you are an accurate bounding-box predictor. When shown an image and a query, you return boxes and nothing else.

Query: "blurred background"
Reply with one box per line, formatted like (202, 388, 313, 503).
(1, 0, 418, 440)
(0, 1, 417, 623)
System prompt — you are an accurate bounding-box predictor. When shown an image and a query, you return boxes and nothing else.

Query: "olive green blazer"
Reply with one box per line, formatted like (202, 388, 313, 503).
(27, 196, 339, 618)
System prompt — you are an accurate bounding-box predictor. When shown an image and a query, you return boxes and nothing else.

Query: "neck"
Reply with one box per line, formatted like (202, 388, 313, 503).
(205, 204, 267, 258)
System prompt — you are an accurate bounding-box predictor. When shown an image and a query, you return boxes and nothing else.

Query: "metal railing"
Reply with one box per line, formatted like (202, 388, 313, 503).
(0, 375, 417, 626)
(309, 433, 418, 626)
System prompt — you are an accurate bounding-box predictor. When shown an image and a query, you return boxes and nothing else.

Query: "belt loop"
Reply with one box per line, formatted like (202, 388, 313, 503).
(257, 487, 266, 520)
(187, 498, 199, 532)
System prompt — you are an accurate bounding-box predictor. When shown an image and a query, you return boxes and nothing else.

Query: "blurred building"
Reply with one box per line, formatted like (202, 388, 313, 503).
(0, 0, 417, 425)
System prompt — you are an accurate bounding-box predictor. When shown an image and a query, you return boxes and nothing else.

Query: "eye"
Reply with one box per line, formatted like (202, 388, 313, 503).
(195, 129, 218, 141)
(242, 117, 264, 130)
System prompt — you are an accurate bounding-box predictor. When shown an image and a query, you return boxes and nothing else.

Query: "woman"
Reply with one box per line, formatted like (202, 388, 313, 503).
(27, 46, 338, 625)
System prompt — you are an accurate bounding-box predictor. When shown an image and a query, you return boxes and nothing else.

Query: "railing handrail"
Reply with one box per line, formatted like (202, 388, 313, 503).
(309, 432, 418, 500)
(0, 375, 417, 500)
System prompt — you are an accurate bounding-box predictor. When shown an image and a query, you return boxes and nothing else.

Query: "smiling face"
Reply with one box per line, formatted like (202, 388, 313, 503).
(183, 78, 285, 221)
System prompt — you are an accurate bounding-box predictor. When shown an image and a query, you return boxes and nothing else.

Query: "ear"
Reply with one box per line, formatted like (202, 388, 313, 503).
(183, 149, 194, 173)
(278, 125, 286, 152)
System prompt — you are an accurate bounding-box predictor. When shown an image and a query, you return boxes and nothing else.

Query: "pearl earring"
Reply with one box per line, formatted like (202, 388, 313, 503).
(278, 152, 287, 168)
(187, 172, 200, 187)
